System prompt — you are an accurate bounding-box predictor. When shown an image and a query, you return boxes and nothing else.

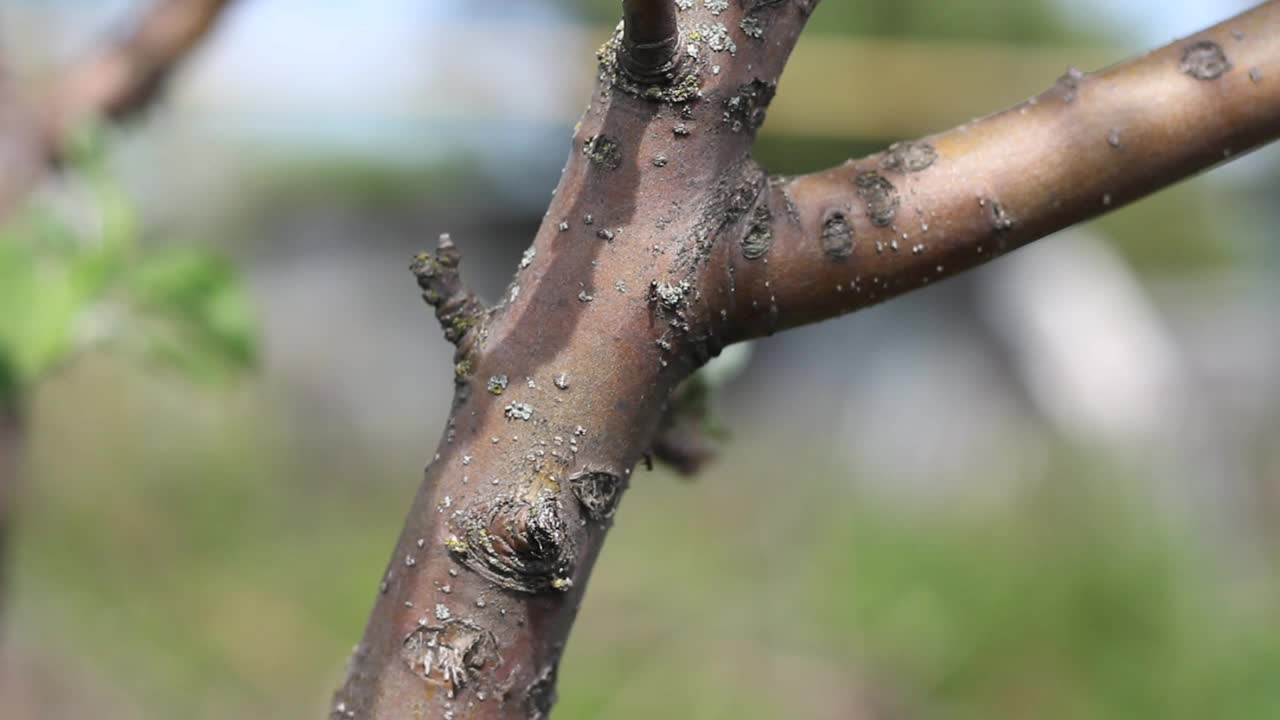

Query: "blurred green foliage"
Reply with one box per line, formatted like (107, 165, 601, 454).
(15, 405, 1280, 718)
(0, 127, 256, 406)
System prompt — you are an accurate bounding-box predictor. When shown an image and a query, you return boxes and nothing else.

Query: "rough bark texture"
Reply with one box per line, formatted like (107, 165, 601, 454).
(0, 0, 237, 218)
(332, 2, 1280, 718)
(728, 2, 1280, 339)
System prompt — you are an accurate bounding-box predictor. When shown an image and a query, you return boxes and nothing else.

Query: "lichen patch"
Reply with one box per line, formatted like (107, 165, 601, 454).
(882, 141, 937, 173)
(855, 171, 900, 227)
(722, 79, 777, 133)
(1181, 40, 1231, 80)
(582, 134, 621, 169)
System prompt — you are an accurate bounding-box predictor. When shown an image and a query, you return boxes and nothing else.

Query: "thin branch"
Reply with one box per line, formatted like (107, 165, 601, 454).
(0, 0, 236, 218)
(410, 233, 487, 355)
(0, 72, 48, 220)
(723, 0, 1280, 341)
(619, 0, 681, 82)
(42, 0, 237, 151)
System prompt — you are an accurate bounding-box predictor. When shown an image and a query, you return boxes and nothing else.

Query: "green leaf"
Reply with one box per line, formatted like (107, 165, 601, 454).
(0, 223, 83, 384)
(121, 248, 257, 382)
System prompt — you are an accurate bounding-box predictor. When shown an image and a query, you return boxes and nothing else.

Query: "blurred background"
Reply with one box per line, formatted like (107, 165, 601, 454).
(2, 0, 1279, 718)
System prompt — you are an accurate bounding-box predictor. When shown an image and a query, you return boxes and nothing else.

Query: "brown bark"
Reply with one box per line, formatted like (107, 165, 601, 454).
(725, 1, 1280, 340)
(0, 0, 237, 219)
(331, 2, 1280, 718)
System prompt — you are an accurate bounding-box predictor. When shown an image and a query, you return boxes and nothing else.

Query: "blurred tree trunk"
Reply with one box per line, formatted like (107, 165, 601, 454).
(0, 402, 22, 613)
(332, 2, 1280, 718)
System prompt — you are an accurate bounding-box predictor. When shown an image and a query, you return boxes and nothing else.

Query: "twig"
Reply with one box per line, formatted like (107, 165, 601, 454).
(619, 0, 681, 82)
(0, 0, 237, 218)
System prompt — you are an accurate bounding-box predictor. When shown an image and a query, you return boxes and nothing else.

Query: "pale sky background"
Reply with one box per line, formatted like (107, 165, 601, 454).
(4, 0, 1269, 199)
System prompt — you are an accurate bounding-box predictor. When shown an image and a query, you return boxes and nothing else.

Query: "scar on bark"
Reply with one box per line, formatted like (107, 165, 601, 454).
(401, 617, 499, 699)
(411, 233, 488, 378)
(446, 492, 576, 594)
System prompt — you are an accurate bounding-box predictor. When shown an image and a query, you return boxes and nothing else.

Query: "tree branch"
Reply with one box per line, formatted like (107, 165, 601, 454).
(723, 0, 1280, 340)
(41, 0, 237, 151)
(332, 2, 813, 717)
(334, 2, 1280, 718)
(0, 0, 237, 218)
(411, 233, 488, 380)
(619, 0, 681, 82)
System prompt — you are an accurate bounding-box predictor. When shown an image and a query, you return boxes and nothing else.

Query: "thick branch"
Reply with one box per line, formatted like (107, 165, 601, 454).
(0, 0, 236, 219)
(724, 0, 1280, 340)
(332, 2, 811, 717)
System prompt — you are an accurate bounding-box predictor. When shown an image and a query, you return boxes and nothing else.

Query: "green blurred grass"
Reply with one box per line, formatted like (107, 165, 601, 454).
(10, 360, 1280, 719)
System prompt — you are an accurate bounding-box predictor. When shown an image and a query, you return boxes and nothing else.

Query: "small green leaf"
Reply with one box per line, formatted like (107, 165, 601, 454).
(122, 248, 257, 382)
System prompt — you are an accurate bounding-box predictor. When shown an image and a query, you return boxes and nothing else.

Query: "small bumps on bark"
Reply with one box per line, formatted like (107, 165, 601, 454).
(1181, 40, 1231, 80)
(447, 492, 575, 594)
(1056, 66, 1085, 102)
(987, 199, 1015, 232)
(821, 210, 854, 258)
(650, 280, 692, 311)
(882, 140, 937, 173)
(569, 469, 625, 521)
(741, 203, 773, 259)
(855, 171, 900, 227)
(401, 618, 499, 699)
(411, 234, 487, 380)
(722, 78, 777, 133)
(582, 134, 622, 170)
